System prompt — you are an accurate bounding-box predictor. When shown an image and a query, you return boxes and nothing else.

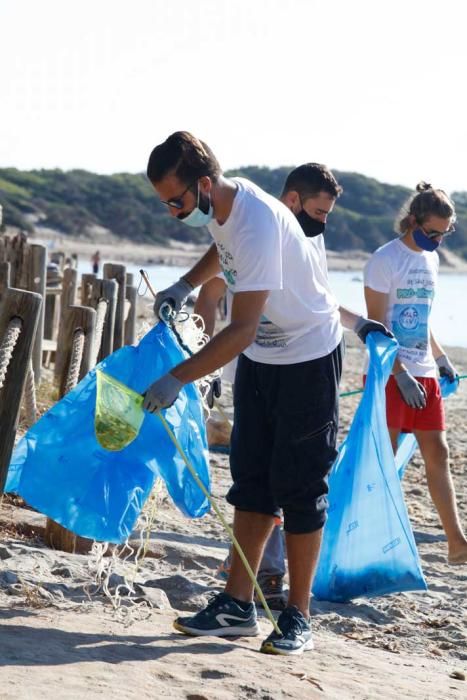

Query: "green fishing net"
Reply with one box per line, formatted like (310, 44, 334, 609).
(95, 369, 144, 451)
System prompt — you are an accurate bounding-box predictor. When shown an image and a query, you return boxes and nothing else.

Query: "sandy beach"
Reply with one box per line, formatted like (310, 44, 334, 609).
(1, 299, 467, 699)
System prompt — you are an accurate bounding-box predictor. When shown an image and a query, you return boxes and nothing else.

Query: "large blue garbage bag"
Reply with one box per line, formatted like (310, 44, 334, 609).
(6, 322, 210, 544)
(396, 375, 459, 478)
(313, 333, 426, 602)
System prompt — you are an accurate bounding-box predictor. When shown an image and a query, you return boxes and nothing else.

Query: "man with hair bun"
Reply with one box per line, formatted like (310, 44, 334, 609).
(364, 182, 467, 565)
(143, 131, 388, 655)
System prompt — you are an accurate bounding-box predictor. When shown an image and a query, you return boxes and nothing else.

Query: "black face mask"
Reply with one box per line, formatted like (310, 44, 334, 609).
(296, 208, 326, 238)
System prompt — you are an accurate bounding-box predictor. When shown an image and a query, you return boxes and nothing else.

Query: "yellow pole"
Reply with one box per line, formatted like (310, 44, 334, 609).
(158, 412, 281, 635)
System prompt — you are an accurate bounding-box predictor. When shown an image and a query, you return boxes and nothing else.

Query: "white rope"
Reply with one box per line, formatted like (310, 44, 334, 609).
(0, 316, 22, 390)
(64, 329, 84, 394)
(90, 299, 107, 367)
(23, 358, 37, 426)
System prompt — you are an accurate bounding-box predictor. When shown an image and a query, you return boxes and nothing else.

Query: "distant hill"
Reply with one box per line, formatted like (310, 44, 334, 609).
(1, 166, 466, 259)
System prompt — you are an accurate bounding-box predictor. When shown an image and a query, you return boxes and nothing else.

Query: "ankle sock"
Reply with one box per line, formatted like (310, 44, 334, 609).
(230, 595, 252, 610)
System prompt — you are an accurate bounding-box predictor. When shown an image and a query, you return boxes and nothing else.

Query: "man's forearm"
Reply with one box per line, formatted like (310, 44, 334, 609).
(339, 305, 359, 330)
(183, 243, 221, 289)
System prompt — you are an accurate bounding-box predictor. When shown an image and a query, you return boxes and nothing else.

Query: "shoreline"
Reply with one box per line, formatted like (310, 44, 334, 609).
(29, 231, 467, 274)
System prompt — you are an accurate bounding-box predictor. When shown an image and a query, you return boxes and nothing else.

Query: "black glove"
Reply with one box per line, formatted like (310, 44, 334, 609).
(206, 376, 222, 409)
(436, 354, 458, 383)
(354, 316, 394, 344)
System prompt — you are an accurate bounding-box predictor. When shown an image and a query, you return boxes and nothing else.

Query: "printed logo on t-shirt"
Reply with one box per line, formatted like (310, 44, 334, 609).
(255, 315, 289, 348)
(216, 242, 237, 287)
(396, 286, 434, 300)
(392, 303, 429, 355)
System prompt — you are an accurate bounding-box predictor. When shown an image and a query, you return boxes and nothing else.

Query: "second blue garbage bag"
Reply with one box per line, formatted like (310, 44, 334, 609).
(5, 322, 210, 544)
(313, 333, 427, 602)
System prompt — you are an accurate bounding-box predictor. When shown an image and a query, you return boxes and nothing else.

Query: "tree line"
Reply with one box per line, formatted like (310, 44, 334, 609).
(1, 166, 466, 258)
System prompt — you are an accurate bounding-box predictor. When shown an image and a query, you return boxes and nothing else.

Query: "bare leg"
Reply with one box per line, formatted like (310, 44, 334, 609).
(224, 510, 275, 602)
(389, 427, 400, 454)
(285, 528, 323, 619)
(414, 429, 467, 563)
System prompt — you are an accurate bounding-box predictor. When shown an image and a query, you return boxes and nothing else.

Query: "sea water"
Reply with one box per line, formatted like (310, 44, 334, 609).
(77, 259, 467, 349)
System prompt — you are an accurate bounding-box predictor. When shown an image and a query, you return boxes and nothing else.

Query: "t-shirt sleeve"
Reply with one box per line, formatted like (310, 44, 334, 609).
(364, 250, 393, 294)
(232, 205, 283, 293)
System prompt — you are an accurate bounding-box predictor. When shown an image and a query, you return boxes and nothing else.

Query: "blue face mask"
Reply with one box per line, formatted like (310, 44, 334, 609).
(179, 184, 213, 227)
(412, 227, 440, 252)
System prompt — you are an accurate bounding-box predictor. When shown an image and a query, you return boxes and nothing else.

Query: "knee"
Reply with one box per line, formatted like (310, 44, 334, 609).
(424, 437, 449, 468)
(282, 496, 328, 534)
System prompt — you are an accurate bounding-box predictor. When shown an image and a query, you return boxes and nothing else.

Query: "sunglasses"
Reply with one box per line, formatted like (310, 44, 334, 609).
(422, 225, 455, 239)
(160, 179, 198, 210)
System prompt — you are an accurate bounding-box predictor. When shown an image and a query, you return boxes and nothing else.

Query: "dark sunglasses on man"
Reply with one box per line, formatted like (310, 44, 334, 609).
(160, 179, 198, 210)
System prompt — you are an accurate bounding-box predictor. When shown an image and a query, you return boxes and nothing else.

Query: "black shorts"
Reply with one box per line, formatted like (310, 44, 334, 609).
(228, 341, 343, 534)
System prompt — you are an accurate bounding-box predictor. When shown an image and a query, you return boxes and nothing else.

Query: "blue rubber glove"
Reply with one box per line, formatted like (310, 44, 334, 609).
(143, 372, 184, 413)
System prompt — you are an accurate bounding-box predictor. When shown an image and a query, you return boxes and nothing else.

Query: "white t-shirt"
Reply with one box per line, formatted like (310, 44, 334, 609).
(364, 238, 439, 377)
(207, 178, 342, 365)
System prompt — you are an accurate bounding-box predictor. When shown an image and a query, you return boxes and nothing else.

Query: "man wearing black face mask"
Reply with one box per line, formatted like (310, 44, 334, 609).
(281, 162, 393, 335)
(194, 162, 392, 612)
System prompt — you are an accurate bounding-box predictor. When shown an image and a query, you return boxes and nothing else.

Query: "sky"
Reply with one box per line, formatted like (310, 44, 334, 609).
(1, 0, 467, 193)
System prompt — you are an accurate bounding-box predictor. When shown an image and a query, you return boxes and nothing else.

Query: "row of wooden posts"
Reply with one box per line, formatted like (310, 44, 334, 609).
(0, 234, 140, 551)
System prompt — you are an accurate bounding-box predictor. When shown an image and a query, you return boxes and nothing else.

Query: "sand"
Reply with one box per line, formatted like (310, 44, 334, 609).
(1, 311, 467, 698)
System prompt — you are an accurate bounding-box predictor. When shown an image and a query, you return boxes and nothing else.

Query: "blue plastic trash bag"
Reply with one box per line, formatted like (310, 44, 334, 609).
(396, 375, 460, 478)
(6, 323, 210, 544)
(313, 333, 427, 602)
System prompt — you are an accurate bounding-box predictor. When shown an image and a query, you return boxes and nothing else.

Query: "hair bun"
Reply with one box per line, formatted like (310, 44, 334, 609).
(416, 181, 433, 193)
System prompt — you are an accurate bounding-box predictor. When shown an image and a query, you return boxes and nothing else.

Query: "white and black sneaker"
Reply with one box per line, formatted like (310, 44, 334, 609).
(260, 606, 314, 655)
(173, 592, 260, 637)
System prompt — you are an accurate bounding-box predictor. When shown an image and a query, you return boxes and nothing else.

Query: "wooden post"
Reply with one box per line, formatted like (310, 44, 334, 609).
(0, 287, 42, 492)
(54, 268, 78, 381)
(124, 284, 137, 346)
(27, 244, 47, 383)
(103, 263, 126, 351)
(61, 267, 77, 311)
(45, 303, 96, 553)
(0, 261, 10, 303)
(80, 273, 96, 306)
(58, 305, 96, 397)
(91, 278, 117, 361)
(44, 287, 61, 341)
(3, 233, 28, 289)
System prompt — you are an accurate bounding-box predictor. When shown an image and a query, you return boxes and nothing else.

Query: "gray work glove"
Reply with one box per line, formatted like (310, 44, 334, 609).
(143, 372, 184, 413)
(394, 370, 427, 409)
(436, 354, 458, 383)
(153, 278, 193, 319)
(206, 376, 222, 409)
(354, 316, 394, 344)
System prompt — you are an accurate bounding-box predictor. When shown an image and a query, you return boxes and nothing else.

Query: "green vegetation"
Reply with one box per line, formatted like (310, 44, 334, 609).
(1, 166, 466, 258)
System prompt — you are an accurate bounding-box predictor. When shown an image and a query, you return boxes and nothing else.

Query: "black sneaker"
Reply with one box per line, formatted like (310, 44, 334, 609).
(260, 606, 314, 655)
(173, 592, 260, 637)
(255, 575, 287, 611)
